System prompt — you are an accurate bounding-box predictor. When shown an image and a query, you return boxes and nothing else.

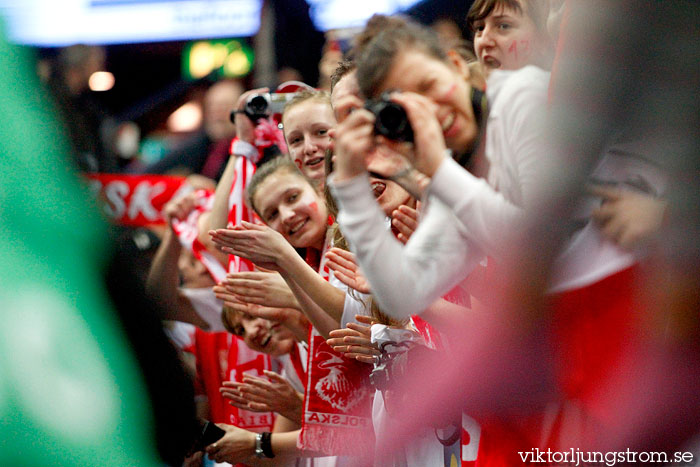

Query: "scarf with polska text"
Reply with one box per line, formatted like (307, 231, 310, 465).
(298, 231, 375, 456)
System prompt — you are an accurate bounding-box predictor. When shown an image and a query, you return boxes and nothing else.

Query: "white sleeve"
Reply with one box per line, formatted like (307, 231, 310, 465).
(428, 158, 525, 259)
(428, 74, 549, 258)
(179, 287, 225, 332)
(329, 173, 484, 320)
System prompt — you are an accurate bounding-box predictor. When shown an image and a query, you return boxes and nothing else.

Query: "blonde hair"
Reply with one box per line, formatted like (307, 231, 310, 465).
(221, 305, 245, 336)
(245, 156, 309, 218)
(281, 89, 332, 127)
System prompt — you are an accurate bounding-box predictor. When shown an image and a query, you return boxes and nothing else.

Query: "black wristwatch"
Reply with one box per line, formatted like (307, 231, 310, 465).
(254, 431, 275, 458)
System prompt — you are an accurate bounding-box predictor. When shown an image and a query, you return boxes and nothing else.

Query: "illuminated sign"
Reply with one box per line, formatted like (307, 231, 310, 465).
(183, 39, 255, 80)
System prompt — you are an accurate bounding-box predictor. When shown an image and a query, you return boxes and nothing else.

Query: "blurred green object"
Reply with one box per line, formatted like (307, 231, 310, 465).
(183, 38, 255, 80)
(0, 20, 160, 466)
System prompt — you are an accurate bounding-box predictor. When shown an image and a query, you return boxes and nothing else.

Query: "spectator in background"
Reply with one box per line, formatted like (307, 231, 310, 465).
(137, 79, 244, 182)
(47, 44, 119, 173)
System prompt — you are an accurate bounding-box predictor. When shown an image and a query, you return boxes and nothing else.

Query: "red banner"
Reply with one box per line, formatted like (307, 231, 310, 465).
(86, 174, 189, 226)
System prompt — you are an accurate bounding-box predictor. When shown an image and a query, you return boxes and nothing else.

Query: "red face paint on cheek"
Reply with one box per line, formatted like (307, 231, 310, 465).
(508, 40, 531, 62)
(440, 83, 457, 100)
(520, 40, 530, 55)
(294, 158, 303, 169)
(309, 201, 318, 212)
(508, 40, 518, 59)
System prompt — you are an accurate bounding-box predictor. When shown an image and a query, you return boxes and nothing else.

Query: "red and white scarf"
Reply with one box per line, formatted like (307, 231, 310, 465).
(191, 329, 278, 433)
(171, 189, 227, 283)
(225, 334, 279, 433)
(298, 231, 375, 456)
(226, 145, 259, 275)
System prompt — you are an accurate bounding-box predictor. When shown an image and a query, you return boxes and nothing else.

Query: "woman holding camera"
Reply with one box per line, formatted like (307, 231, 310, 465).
(329, 20, 551, 321)
(325, 17, 558, 466)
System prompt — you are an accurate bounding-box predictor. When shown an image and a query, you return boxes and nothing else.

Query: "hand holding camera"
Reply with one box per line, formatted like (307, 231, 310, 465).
(384, 92, 447, 178)
(365, 92, 414, 143)
(231, 87, 269, 144)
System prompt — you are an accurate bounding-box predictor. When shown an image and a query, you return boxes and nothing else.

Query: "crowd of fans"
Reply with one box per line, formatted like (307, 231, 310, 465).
(18, 0, 700, 466)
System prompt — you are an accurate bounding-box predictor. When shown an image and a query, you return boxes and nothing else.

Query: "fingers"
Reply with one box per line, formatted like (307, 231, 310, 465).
(324, 262, 354, 281)
(263, 370, 289, 384)
(591, 203, 615, 225)
(326, 337, 348, 350)
(334, 94, 366, 124)
(354, 314, 375, 325)
(213, 285, 246, 306)
(164, 192, 199, 222)
(247, 402, 273, 412)
(240, 220, 267, 231)
(587, 184, 622, 202)
(330, 344, 351, 354)
(397, 204, 419, 221)
(346, 322, 372, 336)
(221, 381, 242, 388)
(208, 228, 254, 246)
(325, 248, 359, 272)
(327, 338, 351, 351)
(333, 99, 378, 177)
(389, 92, 446, 176)
(328, 328, 363, 339)
(221, 391, 249, 407)
(327, 268, 365, 293)
(328, 247, 357, 262)
(390, 92, 438, 125)
(345, 344, 381, 358)
(225, 279, 264, 295)
(391, 207, 418, 241)
(341, 335, 373, 347)
(226, 271, 268, 281)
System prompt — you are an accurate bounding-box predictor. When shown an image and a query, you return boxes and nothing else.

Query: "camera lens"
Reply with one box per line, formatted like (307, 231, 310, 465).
(375, 102, 413, 142)
(378, 105, 405, 133)
(247, 95, 269, 115)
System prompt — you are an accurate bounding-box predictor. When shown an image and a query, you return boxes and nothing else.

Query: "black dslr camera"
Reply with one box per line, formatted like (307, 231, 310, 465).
(365, 93, 414, 143)
(231, 92, 297, 122)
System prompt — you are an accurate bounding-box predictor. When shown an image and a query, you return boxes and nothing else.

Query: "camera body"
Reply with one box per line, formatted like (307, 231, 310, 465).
(365, 93, 414, 143)
(232, 92, 298, 122)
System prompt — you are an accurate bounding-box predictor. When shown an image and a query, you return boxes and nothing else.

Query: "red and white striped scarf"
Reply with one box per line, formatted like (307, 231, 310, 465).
(226, 151, 259, 275)
(298, 231, 375, 457)
(171, 189, 227, 283)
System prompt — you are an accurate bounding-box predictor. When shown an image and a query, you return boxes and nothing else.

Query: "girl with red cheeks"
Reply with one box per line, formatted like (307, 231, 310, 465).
(209, 156, 348, 339)
(468, 0, 553, 76)
(281, 90, 335, 191)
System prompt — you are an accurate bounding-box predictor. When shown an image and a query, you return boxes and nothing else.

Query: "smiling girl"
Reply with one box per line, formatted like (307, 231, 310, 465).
(209, 156, 374, 463)
(281, 90, 335, 190)
(209, 156, 348, 338)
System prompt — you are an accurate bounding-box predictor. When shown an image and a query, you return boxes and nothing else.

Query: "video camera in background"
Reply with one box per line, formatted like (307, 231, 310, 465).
(231, 80, 314, 123)
(239, 92, 297, 121)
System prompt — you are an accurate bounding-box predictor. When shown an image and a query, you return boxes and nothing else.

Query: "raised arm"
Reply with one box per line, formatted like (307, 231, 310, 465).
(146, 194, 213, 329)
(330, 175, 483, 320)
(210, 222, 345, 337)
